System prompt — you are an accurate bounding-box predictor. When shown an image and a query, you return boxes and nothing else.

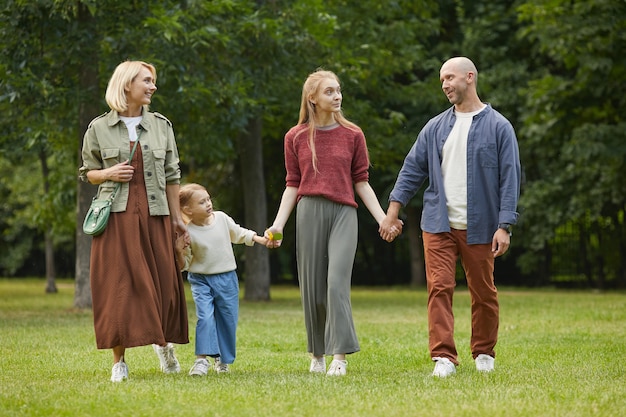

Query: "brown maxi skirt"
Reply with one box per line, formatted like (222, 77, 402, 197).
(90, 144, 188, 349)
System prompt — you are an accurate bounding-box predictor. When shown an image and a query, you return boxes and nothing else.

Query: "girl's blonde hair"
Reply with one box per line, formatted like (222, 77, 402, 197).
(105, 61, 157, 113)
(297, 69, 359, 172)
(179, 183, 208, 224)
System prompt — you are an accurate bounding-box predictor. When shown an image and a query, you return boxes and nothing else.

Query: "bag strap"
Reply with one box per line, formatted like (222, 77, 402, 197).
(108, 129, 142, 202)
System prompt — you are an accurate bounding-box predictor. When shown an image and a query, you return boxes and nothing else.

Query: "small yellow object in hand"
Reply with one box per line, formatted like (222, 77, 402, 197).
(267, 230, 283, 241)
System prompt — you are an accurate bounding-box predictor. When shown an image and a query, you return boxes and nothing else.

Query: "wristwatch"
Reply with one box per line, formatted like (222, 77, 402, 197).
(498, 223, 512, 235)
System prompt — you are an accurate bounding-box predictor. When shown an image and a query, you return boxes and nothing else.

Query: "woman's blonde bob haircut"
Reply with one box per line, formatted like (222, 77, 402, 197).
(296, 69, 360, 173)
(105, 61, 157, 113)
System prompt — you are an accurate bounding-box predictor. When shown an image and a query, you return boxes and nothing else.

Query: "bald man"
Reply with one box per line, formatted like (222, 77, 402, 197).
(380, 57, 521, 377)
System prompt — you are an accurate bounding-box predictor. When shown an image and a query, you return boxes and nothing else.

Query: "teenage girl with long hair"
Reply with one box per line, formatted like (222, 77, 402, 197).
(266, 69, 403, 376)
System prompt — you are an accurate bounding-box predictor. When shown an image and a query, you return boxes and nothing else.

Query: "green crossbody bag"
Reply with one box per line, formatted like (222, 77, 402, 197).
(82, 135, 141, 236)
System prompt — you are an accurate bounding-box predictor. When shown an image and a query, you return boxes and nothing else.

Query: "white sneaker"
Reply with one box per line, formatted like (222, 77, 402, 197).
(189, 358, 210, 376)
(326, 359, 348, 377)
(475, 354, 495, 372)
(153, 343, 181, 374)
(214, 357, 230, 373)
(309, 357, 326, 373)
(432, 357, 456, 377)
(111, 358, 128, 382)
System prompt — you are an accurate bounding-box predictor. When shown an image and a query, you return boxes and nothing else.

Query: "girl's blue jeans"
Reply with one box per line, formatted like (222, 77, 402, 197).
(187, 270, 239, 364)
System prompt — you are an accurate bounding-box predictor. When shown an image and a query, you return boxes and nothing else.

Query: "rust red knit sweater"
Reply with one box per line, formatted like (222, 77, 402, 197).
(284, 123, 370, 208)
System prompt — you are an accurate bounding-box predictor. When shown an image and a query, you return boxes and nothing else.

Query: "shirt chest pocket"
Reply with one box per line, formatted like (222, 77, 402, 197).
(152, 149, 167, 189)
(478, 143, 497, 168)
(101, 148, 120, 167)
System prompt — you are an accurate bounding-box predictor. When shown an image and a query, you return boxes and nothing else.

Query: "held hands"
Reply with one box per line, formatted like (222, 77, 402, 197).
(173, 217, 190, 251)
(171, 217, 188, 239)
(379, 215, 404, 242)
(174, 231, 190, 270)
(264, 227, 283, 249)
(253, 233, 269, 247)
(174, 232, 190, 253)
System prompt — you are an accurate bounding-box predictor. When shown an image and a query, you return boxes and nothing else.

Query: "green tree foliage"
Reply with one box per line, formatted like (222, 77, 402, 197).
(516, 0, 626, 287)
(1, 0, 625, 291)
(0, 1, 78, 278)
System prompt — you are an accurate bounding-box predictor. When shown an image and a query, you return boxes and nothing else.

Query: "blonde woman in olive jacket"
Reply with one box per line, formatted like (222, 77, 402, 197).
(79, 60, 189, 383)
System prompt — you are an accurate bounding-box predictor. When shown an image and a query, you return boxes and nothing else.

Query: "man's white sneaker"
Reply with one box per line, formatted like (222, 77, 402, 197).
(475, 354, 495, 372)
(111, 359, 128, 382)
(214, 357, 230, 373)
(189, 358, 210, 376)
(432, 357, 456, 377)
(153, 343, 181, 374)
(326, 359, 348, 376)
(309, 357, 326, 373)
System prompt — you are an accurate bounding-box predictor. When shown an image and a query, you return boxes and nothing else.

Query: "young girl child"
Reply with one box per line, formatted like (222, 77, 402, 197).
(177, 183, 267, 375)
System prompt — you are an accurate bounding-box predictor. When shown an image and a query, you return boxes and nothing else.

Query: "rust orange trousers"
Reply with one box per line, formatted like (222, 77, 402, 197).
(422, 229, 498, 365)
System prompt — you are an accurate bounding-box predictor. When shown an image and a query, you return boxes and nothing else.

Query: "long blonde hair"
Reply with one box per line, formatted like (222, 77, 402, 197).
(297, 69, 359, 172)
(105, 60, 157, 113)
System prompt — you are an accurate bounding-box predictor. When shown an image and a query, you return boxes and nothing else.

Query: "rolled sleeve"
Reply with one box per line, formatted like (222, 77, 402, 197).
(79, 125, 103, 183)
(497, 122, 521, 225)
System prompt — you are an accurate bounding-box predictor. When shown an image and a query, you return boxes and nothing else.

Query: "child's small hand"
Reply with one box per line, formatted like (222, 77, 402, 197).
(175, 233, 190, 253)
(264, 227, 283, 249)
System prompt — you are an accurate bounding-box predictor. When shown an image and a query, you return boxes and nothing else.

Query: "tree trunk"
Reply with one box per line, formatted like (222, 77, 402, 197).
(405, 205, 426, 287)
(594, 221, 605, 290)
(44, 231, 57, 293)
(39, 150, 57, 293)
(238, 117, 271, 301)
(614, 207, 626, 289)
(74, 3, 98, 309)
(579, 222, 593, 288)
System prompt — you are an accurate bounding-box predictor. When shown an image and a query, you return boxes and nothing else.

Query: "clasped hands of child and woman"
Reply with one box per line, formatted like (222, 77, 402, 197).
(262, 217, 403, 249)
(173, 216, 403, 252)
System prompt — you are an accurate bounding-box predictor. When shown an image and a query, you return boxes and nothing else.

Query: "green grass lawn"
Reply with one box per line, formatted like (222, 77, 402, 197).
(1, 279, 624, 417)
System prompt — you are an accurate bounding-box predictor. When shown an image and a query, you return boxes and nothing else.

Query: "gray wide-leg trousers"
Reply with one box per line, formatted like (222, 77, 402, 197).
(296, 196, 360, 356)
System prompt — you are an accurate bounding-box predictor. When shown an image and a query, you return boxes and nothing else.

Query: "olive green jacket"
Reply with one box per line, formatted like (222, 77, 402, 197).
(79, 110, 181, 215)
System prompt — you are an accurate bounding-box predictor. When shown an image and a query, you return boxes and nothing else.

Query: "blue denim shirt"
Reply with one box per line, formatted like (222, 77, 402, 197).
(389, 104, 521, 244)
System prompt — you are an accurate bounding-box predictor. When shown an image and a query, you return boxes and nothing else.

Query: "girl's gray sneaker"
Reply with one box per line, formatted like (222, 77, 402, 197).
(189, 358, 210, 376)
(214, 357, 230, 373)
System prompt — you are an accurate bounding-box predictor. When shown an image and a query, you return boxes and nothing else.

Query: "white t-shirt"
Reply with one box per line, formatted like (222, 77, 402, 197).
(441, 106, 485, 229)
(120, 116, 142, 142)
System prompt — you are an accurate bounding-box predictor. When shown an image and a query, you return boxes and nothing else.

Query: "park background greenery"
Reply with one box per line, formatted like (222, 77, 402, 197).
(1, 0, 626, 304)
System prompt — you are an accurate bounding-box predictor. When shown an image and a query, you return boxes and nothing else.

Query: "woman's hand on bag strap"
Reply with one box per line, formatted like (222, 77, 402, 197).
(105, 161, 135, 183)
